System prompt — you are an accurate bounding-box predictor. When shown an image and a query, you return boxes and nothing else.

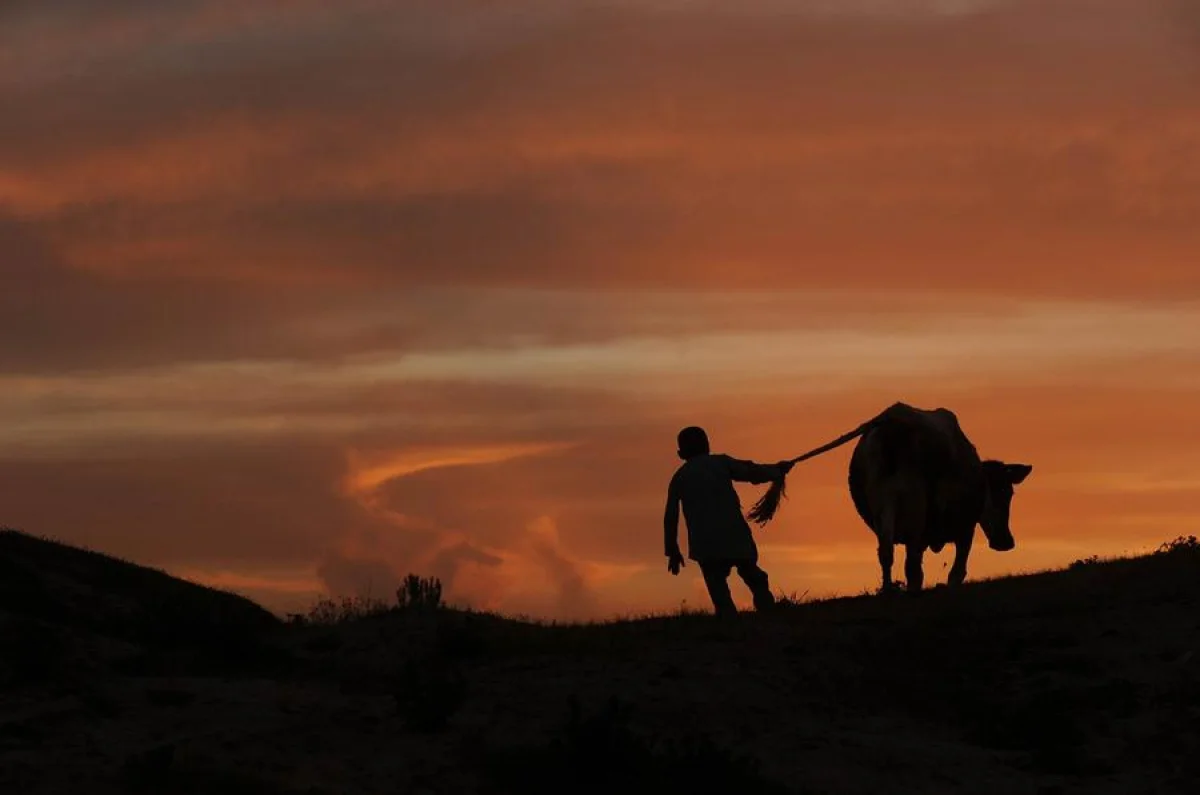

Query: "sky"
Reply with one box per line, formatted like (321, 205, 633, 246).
(3, 0, 1199, 619)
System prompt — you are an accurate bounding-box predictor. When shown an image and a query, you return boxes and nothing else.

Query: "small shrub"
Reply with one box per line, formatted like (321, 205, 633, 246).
(1070, 555, 1101, 570)
(301, 575, 443, 624)
(396, 574, 443, 611)
(304, 594, 390, 625)
(1157, 535, 1200, 555)
(775, 590, 809, 608)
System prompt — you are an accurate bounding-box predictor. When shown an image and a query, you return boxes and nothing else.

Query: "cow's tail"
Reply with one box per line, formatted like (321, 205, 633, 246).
(784, 416, 884, 467)
(747, 411, 889, 527)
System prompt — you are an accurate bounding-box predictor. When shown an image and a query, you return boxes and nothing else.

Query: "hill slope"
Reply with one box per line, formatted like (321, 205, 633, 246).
(0, 529, 279, 642)
(1, 531, 1198, 794)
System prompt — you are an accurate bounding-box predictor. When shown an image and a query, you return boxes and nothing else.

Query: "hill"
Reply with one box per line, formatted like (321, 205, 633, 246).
(0, 529, 282, 681)
(1, 529, 1198, 794)
(0, 529, 279, 642)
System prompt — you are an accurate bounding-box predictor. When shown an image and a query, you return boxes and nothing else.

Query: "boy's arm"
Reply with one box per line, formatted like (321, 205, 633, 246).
(725, 455, 787, 485)
(663, 472, 682, 557)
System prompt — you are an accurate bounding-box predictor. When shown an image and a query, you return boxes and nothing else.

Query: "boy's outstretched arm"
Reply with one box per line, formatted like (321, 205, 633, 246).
(663, 473, 685, 575)
(726, 456, 793, 485)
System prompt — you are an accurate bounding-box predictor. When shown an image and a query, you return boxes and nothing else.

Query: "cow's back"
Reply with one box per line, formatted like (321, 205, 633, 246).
(848, 403, 985, 546)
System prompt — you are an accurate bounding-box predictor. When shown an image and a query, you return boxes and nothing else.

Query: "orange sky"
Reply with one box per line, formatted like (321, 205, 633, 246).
(3, 0, 1199, 618)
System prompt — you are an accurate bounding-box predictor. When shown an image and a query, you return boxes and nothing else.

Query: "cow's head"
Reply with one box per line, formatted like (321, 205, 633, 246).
(978, 460, 1033, 551)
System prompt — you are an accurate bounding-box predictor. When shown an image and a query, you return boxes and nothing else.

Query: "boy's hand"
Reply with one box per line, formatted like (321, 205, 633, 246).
(776, 460, 794, 476)
(667, 550, 685, 576)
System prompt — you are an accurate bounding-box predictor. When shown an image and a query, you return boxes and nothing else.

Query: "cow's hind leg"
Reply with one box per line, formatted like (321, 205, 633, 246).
(897, 485, 928, 595)
(876, 503, 896, 593)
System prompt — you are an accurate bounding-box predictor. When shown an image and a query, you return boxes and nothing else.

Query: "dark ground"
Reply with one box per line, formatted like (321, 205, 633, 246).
(1, 528, 1198, 794)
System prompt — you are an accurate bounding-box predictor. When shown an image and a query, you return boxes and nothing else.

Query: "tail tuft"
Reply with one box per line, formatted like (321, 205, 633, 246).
(748, 478, 787, 526)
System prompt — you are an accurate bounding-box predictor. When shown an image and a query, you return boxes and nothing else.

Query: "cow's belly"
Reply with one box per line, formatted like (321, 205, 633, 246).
(926, 482, 979, 550)
(849, 433, 982, 549)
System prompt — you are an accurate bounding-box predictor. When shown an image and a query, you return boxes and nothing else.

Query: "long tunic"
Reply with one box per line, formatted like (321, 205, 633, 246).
(664, 453, 783, 563)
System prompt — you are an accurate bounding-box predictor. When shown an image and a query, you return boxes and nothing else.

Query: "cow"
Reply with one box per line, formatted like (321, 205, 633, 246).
(845, 402, 1032, 593)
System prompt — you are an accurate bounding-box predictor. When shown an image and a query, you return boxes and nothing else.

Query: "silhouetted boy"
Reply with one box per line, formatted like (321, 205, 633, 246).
(664, 426, 792, 616)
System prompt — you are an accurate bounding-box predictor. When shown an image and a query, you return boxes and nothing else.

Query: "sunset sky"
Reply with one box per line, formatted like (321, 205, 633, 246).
(3, 0, 1199, 619)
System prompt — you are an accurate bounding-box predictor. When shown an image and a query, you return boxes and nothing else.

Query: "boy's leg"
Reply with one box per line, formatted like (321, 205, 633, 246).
(734, 561, 777, 611)
(698, 560, 737, 616)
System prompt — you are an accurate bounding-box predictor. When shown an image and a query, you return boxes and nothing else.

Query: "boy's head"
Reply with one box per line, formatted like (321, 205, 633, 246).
(676, 426, 710, 460)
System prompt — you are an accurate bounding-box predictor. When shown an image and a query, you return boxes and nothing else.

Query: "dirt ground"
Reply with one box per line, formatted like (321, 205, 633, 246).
(2, 532, 1198, 794)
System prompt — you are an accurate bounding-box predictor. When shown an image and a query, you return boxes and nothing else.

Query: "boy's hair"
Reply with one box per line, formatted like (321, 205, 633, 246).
(677, 426, 710, 459)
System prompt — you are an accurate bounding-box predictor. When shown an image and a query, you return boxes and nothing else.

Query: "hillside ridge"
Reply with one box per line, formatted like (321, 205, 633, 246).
(1, 529, 1197, 794)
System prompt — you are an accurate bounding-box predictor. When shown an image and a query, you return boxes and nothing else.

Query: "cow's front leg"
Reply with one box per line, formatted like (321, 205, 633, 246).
(948, 532, 973, 587)
(904, 541, 925, 594)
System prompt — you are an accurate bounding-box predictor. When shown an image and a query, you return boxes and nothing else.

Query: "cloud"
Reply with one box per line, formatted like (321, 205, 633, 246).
(315, 551, 402, 600)
(6, 289, 1199, 430)
(331, 437, 613, 615)
(3, 367, 1199, 619)
(2, 0, 1198, 300)
(0, 211, 349, 374)
(342, 442, 577, 495)
(515, 517, 599, 617)
(3, 0, 1199, 376)
(3, 0, 1199, 620)
(0, 440, 370, 570)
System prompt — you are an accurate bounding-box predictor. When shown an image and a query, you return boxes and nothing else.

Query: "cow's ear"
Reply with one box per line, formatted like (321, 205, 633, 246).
(1006, 463, 1033, 484)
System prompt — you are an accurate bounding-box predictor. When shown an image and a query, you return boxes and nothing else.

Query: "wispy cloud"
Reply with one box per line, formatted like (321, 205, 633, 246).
(342, 442, 576, 495)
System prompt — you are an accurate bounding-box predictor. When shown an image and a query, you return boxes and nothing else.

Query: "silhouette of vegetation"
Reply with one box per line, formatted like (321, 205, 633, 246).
(301, 574, 444, 626)
(396, 573, 443, 610)
(304, 594, 391, 624)
(479, 695, 789, 794)
(1157, 534, 1199, 555)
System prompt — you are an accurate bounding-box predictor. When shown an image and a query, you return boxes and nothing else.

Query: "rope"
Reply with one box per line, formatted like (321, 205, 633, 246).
(748, 416, 883, 527)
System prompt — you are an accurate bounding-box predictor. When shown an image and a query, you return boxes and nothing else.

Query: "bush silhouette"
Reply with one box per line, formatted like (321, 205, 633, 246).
(299, 574, 443, 625)
(396, 574, 443, 611)
(1157, 535, 1199, 555)
(304, 594, 391, 625)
